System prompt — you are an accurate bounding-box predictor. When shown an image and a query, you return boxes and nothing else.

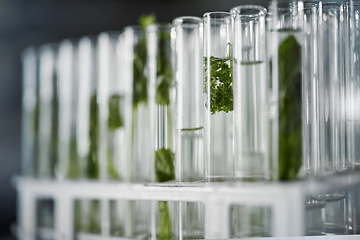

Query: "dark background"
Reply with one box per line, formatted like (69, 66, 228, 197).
(0, 0, 269, 239)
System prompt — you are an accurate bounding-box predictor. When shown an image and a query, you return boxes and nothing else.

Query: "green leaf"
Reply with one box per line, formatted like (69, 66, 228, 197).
(204, 53, 234, 114)
(88, 200, 101, 233)
(155, 29, 173, 105)
(155, 148, 175, 182)
(158, 201, 173, 240)
(34, 81, 40, 177)
(278, 34, 302, 180)
(87, 94, 99, 179)
(66, 137, 80, 179)
(50, 72, 58, 176)
(132, 14, 156, 107)
(139, 14, 156, 31)
(107, 150, 121, 180)
(108, 94, 124, 130)
(74, 200, 82, 233)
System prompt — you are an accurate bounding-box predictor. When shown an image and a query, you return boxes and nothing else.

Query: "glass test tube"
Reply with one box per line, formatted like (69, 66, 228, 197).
(203, 12, 234, 182)
(21, 47, 39, 177)
(77, 36, 101, 235)
(122, 26, 153, 239)
(173, 16, 205, 240)
(317, 3, 347, 175)
(97, 31, 130, 181)
(305, 199, 325, 235)
(302, 1, 320, 176)
(349, 0, 360, 170)
(230, 7, 272, 238)
(147, 24, 176, 182)
(147, 23, 178, 240)
(36, 44, 58, 237)
(231, 5, 269, 181)
(57, 39, 80, 180)
(38, 44, 58, 179)
(343, 1, 354, 173)
(123, 26, 151, 183)
(98, 31, 134, 237)
(78, 36, 99, 180)
(312, 1, 353, 235)
(269, 0, 304, 180)
(230, 204, 272, 238)
(173, 17, 204, 182)
(314, 3, 349, 229)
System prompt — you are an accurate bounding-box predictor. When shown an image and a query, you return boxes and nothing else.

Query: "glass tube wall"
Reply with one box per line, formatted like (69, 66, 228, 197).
(231, 5, 269, 181)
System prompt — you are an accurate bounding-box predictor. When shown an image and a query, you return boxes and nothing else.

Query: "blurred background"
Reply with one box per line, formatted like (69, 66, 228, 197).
(0, 0, 271, 239)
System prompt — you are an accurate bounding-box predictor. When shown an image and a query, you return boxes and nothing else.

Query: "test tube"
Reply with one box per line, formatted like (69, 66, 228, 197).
(317, 3, 347, 174)
(121, 25, 153, 238)
(231, 5, 269, 181)
(97, 31, 130, 181)
(268, 0, 304, 180)
(21, 47, 39, 177)
(38, 44, 58, 178)
(203, 12, 234, 182)
(36, 43, 58, 238)
(57, 39, 79, 180)
(147, 23, 178, 240)
(315, 4, 349, 234)
(77, 36, 101, 235)
(302, 1, 320, 176)
(173, 16, 204, 182)
(173, 16, 205, 239)
(122, 25, 152, 182)
(97, 31, 134, 237)
(349, 0, 360, 170)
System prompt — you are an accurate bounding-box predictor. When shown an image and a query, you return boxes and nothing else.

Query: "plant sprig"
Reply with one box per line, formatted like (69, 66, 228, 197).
(155, 147, 175, 182)
(87, 93, 99, 179)
(204, 53, 233, 114)
(108, 94, 124, 130)
(278, 35, 302, 181)
(132, 15, 156, 107)
(155, 30, 173, 105)
(155, 147, 175, 240)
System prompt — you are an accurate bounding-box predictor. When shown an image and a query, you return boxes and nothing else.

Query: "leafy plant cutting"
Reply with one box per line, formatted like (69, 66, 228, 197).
(204, 49, 233, 114)
(277, 34, 302, 180)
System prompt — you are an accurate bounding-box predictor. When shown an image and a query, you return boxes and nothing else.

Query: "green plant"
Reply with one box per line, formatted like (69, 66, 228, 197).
(33, 82, 40, 177)
(107, 94, 124, 180)
(50, 72, 58, 177)
(88, 200, 101, 234)
(131, 14, 156, 180)
(132, 15, 156, 107)
(278, 35, 302, 180)
(155, 29, 173, 105)
(153, 26, 175, 240)
(155, 148, 175, 182)
(108, 94, 124, 130)
(158, 201, 173, 240)
(87, 94, 99, 179)
(155, 147, 175, 240)
(66, 137, 80, 179)
(203, 52, 233, 114)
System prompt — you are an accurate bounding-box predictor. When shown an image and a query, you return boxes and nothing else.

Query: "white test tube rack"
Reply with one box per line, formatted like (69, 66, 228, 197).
(15, 173, 360, 240)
